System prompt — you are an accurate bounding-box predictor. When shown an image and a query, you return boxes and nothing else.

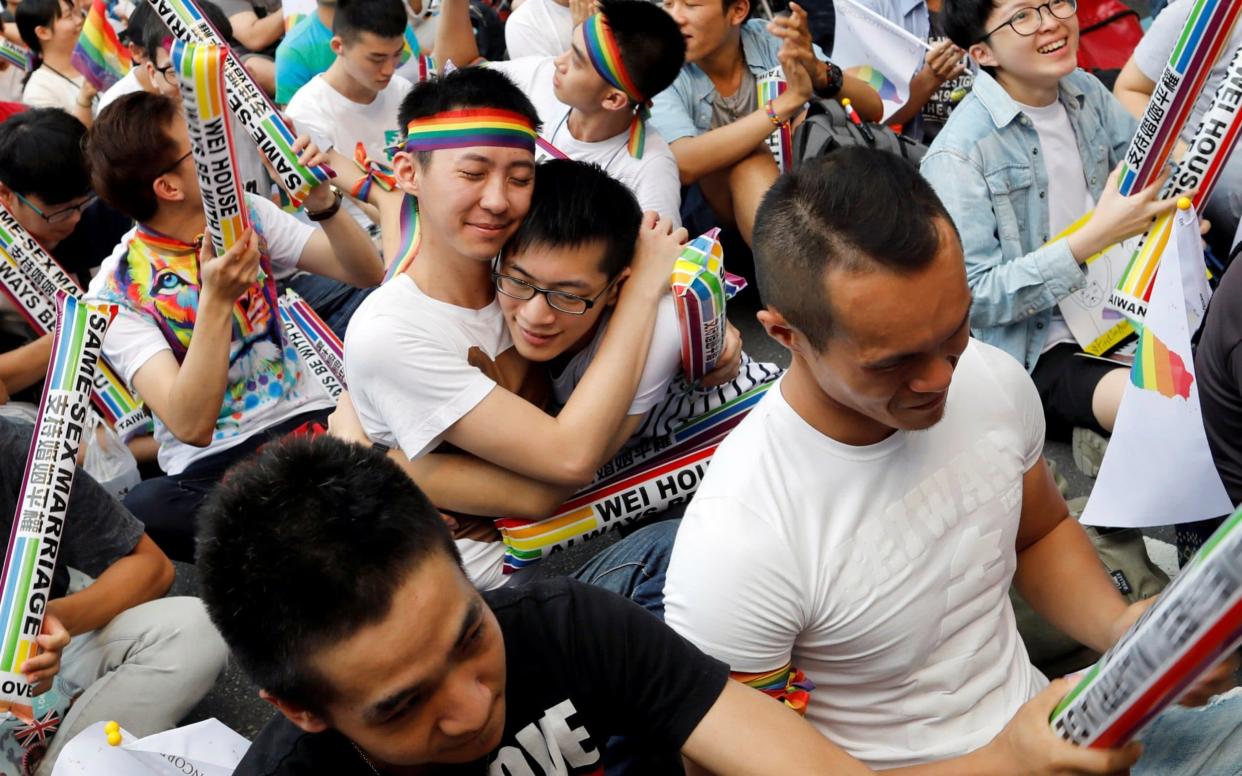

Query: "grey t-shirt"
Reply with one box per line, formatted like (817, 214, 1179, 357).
(0, 418, 145, 599)
(213, 0, 282, 57)
(709, 67, 758, 130)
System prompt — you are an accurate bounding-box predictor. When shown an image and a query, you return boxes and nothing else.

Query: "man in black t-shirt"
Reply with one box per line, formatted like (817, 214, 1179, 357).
(200, 435, 896, 775)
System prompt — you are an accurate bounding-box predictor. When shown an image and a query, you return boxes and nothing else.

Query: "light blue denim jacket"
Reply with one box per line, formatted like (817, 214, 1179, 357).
(650, 19, 827, 143)
(920, 69, 1136, 371)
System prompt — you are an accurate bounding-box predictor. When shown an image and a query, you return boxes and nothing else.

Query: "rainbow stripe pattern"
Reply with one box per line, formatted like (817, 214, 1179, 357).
(582, 13, 648, 158)
(401, 109, 538, 153)
(149, 0, 334, 207)
(757, 68, 792, 173)
(172, 40, 250, 256)
(0, 200, 149, 438)
(349, 142, 397, 201)
(1051, 504, 1242, 748)
(497, 380, 775, 571)
(1130, 324, 1194, 399)
(1117, 0, 1242, 196)
(382, 194, 422, 282)
(671, 229, 746, 382)
(0, 295, 115, 713)
(1113, 211, 1176, 316)
(734, 663, 816, 714)
(0, 39, 31, 72)
(70, 0, 131, 91)
(847, 64, 900, 102)
(280, 290, 344, 382)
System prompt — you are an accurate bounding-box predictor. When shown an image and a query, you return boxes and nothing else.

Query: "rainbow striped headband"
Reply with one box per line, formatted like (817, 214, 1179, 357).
(583, 13, 648, 159)
(401, 109, 537, 154)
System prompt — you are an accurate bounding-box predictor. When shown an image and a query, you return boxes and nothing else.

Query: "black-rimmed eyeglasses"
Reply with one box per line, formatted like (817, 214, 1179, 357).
(978, 0, 1077, 42)
(493, 271, 619, 315)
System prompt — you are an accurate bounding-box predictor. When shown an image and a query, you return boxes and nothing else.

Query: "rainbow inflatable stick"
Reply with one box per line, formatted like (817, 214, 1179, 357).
(671, 228, 746, 383)
(1051, 503, 1242, 747)
(0, 295, 115, 716)
(758, 67, 792, 173)
(145, 0, 334, 207)
(278, 290, 345, 400)
(1116, 0, 1242, 196)
(0, 39, 31, 72)
(1110, 45, 1242, 318)
(171, 40, 249, 257)
(0, 202, 149, 439)
(70, 0, 131, 91)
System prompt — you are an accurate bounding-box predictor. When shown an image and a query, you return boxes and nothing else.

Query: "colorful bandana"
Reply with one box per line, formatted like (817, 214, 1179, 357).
(583, 13, 649, 158)
(400, 109, 538, 154)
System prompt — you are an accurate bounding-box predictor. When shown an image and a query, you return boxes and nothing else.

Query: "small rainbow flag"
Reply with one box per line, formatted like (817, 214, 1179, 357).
(70, 0, 131, 92)
(1131, 325, 1194, 399)
(846, 64, 900, 103)
(0, 39, 31, 72)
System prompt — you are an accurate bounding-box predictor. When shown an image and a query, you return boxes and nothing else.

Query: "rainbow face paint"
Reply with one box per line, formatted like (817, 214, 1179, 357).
(0, 295, 116, 717)
(582, 13, 648, 158)
(400, 109, 538, 153)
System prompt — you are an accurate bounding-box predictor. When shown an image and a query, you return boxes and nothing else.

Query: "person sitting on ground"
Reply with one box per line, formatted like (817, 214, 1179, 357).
(82, 91, 383, 562)
(200, 433, 1126, 776)
(920, 0, 1182, 476)
(663, 147, 1242, 775)
(341, 67, 691, 591)
(1114, 0, 1242, 257)
(213, 0, 282, 95)
(651, 0, 880, 244)
(0, 416, 228, 776)
(274, 0, 426, 105)
(16, 0, 95, 125)
(432, 0, 686, 223)
(286, 0, 414, 234)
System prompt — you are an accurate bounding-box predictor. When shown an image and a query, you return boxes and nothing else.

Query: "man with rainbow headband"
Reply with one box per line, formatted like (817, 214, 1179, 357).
(432, 0, 686, 223)
(343, 67, 690, 592)
(82, 92, 384, 562)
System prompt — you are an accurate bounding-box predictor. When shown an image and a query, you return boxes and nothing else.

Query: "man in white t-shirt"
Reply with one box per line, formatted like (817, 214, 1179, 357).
(83, 92, 384, 562)
(95, 2, 159, 114)
(434, 0, 685, 223)
(286, 0, 414, 232)
(342, 68, 686, 589)
(665, 148, 1242, 774)
(505, 0, 574, 59)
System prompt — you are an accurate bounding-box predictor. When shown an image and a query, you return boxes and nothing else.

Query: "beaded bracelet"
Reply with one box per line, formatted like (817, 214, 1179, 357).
(765, 101, 785, 127)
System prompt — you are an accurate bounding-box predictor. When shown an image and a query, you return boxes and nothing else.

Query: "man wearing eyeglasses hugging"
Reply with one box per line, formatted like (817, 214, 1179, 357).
(921, 0, 1183, 479)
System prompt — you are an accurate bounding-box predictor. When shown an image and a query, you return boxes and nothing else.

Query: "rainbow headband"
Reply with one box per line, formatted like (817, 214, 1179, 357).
(583, 13, 648, 159)
(401, 109, 537, 154)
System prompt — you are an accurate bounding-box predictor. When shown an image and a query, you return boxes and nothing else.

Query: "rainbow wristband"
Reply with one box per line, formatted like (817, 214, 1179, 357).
(0, 295, 116, 717)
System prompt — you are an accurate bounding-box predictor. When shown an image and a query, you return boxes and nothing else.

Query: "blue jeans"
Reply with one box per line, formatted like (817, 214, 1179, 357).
(571, 519, 680, 620)
(1133, 689, 1242, 775)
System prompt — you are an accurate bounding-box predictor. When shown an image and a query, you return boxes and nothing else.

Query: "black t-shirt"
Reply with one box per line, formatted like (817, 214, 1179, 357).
(1196, 260, 1242, 507)
(0, 418, 145, 598)
(236, 579, 730, 775)
(918, 11, 974, 144)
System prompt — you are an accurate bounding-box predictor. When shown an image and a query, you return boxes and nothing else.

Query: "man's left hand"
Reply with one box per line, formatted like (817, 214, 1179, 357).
(292, 134, 335, 211)
(701, 321, 743, 389)
(20, 614, 69, 696)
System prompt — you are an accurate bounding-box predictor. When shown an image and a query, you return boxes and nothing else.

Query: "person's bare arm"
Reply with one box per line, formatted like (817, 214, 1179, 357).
(767, 2, 883, 122)
(229, 8, 285, 52)
(0, 335, 52, 397)
(289, 141, 384, 287)
(131, 231, 261, 446)
(1113, 58, 1156, 119)
(435, 0, 485, 68)
(886, 40, 966, 127)
(45, 535, 173, 636)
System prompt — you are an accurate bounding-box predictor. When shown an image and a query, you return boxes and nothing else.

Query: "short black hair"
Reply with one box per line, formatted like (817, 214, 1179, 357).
(86, 92, 183, 223)
(752, 147, 956, 350)
(197, 435, 463, 712)
(0, 109, 90, 206)
(505, 159, 642, 278)
(597, 0, 685, 101)
(397, 67, 542, 166)
(143, 0, 234, 62)
(942, 0, 995, 51)
(334, 0, 407, 42)
(121, 1, 155, 51)
(15, 0, 67, 56)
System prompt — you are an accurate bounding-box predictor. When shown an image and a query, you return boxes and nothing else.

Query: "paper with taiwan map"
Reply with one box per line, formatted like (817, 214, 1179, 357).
(51, 719, 249, 776)
(830, 0, 929, 122)
(1080, 204, 1232, 529)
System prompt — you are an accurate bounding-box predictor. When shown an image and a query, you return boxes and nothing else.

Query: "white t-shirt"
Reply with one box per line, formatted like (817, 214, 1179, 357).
(1020, 98, 1093, 353)
(664, 340, 1049, 769)
(21, 66, 83, 112)
(285, 73, 413, 228)
(85, 196, 329, 475)
(95, 68, 144, 115)
(0, 65, 23, 103)
(503, 0, 572, 60)
(345, 275, 514, 589)
(490, 57, 682, 224)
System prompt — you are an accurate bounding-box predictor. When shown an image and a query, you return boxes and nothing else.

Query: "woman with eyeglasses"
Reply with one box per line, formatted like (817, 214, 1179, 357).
(15, 0, 96, 126)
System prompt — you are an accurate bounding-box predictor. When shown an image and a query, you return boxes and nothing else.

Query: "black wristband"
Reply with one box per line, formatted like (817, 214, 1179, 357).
(815, 62, 844, 99)
(306, 187, 343, 222)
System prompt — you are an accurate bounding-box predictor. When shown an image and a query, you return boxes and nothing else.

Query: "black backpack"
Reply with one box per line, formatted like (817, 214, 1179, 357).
(792, 97, 928, 168)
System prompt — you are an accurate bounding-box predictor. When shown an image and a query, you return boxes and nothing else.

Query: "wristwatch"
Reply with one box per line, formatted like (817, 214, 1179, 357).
(306, 186, 343, 222)
(815, 61, 844, 99)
